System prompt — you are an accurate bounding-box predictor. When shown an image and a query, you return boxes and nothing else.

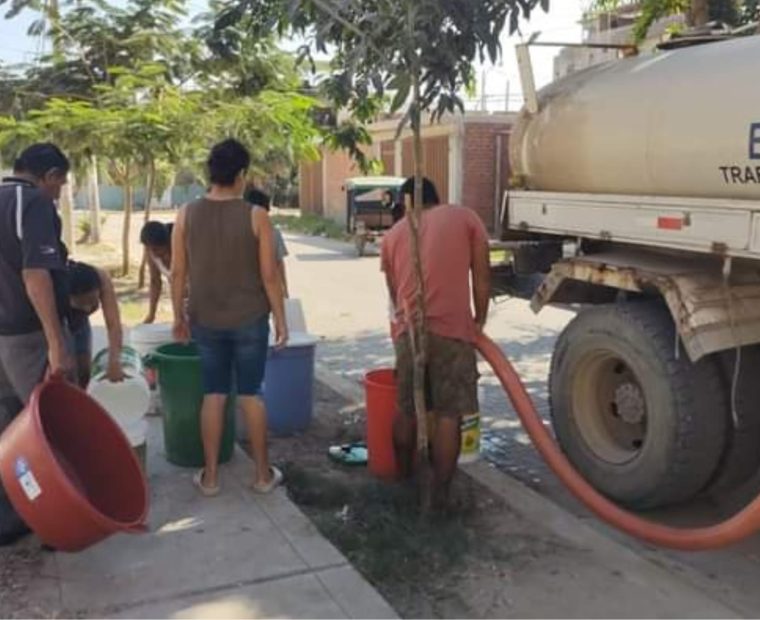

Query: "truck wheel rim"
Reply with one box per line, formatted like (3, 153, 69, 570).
(571, 351, 647, 465)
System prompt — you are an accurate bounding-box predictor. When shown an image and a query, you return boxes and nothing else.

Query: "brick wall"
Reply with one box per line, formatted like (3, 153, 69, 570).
(380, 140, 395, 175)
(299, 159, 324, 215)
(461, 124, 512, 232)
(322, 149, 361, 227)
(300, 118, 513, 233)
(401, 135, 450, 202)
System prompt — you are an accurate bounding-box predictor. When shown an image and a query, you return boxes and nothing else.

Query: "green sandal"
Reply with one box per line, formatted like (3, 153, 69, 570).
(328, 442, 369, 466)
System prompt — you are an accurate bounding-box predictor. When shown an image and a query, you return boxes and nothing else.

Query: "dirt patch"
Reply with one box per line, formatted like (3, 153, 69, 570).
(261, 382, 575, 619)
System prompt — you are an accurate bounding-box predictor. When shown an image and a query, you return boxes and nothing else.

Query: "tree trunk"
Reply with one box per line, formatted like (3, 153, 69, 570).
(138, 158, 157, 289)
(88, 156, 101, 244)
(406, 31, 432, 510)
(409, 120, 431, 510)
(689, 0, 710, 26)
(122, 165, 133, 277)
(144, 157, 156, 223)
(60, 172, 76, 252)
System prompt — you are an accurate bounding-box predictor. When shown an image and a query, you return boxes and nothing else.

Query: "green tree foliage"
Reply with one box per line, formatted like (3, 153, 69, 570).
(0, 0, 321, 268)
(212, 0, 548, 505)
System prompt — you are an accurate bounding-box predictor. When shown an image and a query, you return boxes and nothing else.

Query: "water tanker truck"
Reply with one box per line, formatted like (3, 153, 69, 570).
(501, 34, 760, 509)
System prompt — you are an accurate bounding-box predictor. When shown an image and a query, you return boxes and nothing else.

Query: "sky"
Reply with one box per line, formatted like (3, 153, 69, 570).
(0, 0, 587, 110)
(480, 1, 586, 110)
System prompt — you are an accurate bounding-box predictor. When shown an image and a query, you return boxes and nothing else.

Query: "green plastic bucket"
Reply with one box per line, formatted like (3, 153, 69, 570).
(146, 343, 235, 468)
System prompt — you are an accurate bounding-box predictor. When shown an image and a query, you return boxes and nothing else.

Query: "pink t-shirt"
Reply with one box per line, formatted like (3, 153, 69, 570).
(381, 205, 489, 344)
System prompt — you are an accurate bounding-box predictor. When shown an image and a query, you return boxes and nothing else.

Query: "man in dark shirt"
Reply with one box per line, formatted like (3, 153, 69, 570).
(0, 143, 72, 545)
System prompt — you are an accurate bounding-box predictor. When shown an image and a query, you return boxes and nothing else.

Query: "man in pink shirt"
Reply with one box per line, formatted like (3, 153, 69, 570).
(381, 177, 491, 507)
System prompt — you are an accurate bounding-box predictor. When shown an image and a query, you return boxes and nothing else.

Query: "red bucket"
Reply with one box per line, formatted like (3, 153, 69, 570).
(0, 379, 148, 552)
(364, 369, 399, 479)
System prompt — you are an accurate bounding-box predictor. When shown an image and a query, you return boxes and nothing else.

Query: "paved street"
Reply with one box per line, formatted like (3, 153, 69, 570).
(283, 230, 760, 617)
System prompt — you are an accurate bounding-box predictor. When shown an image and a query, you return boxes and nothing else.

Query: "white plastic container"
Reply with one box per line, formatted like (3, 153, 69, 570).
(122, 417, 148, 471)
(122, 416, 149, 447)
(87, 374, 151, 429)
(87, 347, 151, 428)
(285, 299, 307, 333)
(130, 324, 173, 417)
(129, 323, 174, 358)
(86, 348, 149, 470)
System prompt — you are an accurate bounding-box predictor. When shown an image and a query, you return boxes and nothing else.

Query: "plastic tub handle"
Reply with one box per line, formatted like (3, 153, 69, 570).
(94, 372, 134, 383)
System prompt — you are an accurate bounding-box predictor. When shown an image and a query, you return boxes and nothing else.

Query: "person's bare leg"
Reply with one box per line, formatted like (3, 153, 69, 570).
(393, 414, 416, 480)
(239, 395, 272, 486)
(201, 394, 226, 488)
(431, 416, 462, 509)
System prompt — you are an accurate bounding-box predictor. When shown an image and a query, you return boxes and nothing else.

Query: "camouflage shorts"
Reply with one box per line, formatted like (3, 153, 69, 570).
(394, 332, 479, 418)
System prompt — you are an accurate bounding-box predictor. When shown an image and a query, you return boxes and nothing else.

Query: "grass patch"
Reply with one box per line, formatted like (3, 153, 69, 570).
(271, 213, 349, 241)
(283, 464, 478, 583)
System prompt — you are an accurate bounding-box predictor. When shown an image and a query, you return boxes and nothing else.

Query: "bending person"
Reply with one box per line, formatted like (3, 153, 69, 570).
(140, 221, 173, 324)
(67, 261, 125, 388)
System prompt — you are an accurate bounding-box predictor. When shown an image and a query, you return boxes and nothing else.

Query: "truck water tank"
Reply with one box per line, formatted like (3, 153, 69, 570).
(510, 36, 760, 200)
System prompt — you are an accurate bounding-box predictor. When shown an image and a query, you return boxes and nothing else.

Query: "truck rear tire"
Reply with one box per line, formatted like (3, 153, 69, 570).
(705, 346, 760, 495)
(549, 302, 727, 509)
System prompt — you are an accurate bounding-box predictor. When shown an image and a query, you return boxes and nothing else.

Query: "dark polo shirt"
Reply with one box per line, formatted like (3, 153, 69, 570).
(0, 177, 68, 335)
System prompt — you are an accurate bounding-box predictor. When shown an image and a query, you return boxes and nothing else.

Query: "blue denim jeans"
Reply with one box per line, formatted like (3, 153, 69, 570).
(191, 316, 270, 396)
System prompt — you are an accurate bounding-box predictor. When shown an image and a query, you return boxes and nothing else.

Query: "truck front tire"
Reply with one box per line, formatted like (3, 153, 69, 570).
(549, 302, 727, 509)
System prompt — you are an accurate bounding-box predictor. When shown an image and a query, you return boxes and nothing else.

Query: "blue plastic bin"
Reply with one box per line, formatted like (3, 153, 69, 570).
(263, 333, 319, 436)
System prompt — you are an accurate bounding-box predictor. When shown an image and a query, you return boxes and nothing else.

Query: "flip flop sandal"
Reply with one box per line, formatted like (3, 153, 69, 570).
(253, 465, 284, 494)
(328, 442, 369, 466)
(193, 469, 220, 497)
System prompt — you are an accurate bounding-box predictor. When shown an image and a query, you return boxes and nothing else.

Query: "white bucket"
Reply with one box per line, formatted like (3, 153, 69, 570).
(87, 373, 151, 428)
(122, 417, 148, 447)
(123, 417, 148, 471)
(129, 323, 174, 358)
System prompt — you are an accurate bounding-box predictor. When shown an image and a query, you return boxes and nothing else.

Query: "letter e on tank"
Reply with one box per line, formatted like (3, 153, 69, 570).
(751, 123, 760, 160)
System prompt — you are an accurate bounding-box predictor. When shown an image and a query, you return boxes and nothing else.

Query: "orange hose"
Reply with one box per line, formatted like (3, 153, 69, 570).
(476, 333, 760, 550)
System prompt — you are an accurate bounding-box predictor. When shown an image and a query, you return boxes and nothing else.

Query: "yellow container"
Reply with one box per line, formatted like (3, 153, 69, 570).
(459, 412, 481, 464)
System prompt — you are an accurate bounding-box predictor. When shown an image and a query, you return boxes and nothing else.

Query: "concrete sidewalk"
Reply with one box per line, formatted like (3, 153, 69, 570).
(27, 419, 397, 619)
(316, 363, 742, 619)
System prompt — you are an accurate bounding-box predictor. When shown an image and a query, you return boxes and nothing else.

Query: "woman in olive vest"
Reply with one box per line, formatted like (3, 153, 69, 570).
(171, 139, 288, 496)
